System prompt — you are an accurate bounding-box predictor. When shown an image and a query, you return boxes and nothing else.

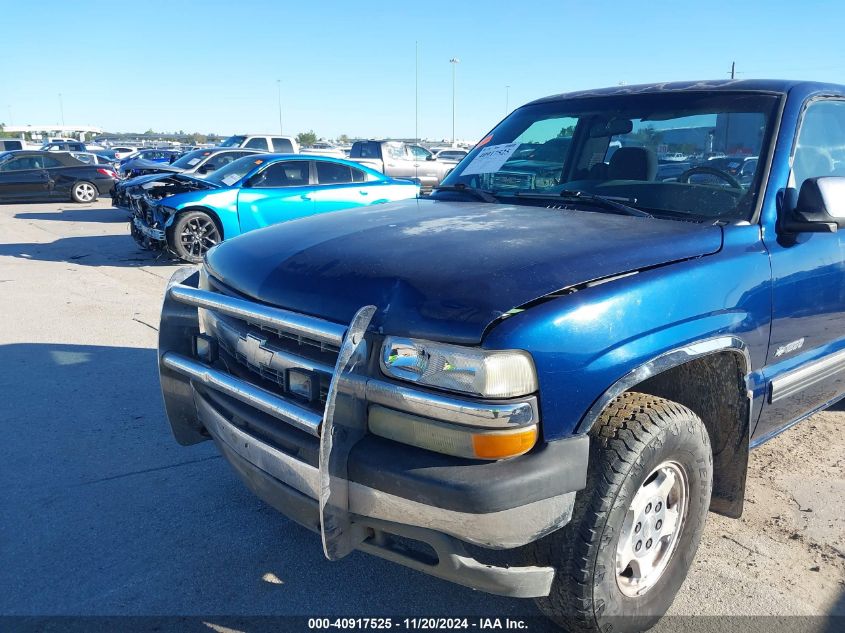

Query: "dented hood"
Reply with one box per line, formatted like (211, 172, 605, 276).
(206, 199, 723, 344)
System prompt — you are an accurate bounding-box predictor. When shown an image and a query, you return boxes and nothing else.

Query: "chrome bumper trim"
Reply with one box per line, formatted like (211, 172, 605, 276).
(196, 391, 575, 549)
(169, 284, 346, 347)
(366, 379, 537, 429)
(162, 352, 323, 436)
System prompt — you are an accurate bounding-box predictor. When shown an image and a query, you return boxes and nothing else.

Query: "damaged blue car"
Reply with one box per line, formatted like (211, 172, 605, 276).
(130, 154, 420, 262)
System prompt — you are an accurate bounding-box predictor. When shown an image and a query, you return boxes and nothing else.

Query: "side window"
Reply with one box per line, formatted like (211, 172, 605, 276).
(316, 161, 353, 184)
(357, 141, 381, 158)
(385, 143, 408, 161)
(42, 156, 63, 168)
(351, 167, 367, 183)
(207, 154, 234, 170)
(409, 145, 431, 160)
(272, 137, 293, 152)
(244, 137, 269, 151)
(253, 161, 310, 187)
(792, 100, 845, 190)
(1, 156, 41, 170)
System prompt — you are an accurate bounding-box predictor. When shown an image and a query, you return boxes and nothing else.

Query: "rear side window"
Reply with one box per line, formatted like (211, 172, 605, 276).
(272, 137, 293, 152)
(354, 141, 381, 158)
(254, 161, 310, 187)
(352, 167, 366, 182)
(316, 161, 353, 184)
(42, 156, 64, 168)
(1, 156, 42, 170)
(244, 137, 269, 151)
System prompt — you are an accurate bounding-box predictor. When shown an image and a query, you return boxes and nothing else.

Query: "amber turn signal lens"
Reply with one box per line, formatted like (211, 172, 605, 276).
(472, 427, 538, 459)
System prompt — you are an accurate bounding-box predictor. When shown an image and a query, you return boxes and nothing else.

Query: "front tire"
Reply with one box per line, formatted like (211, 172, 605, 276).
(529, 392, 712, 633)
(167, 210, 222, 263)
(71, 181, 98, 203)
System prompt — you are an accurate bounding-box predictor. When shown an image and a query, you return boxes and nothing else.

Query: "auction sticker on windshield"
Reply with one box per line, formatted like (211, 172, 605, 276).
(221, 174, 240, 186)
(461, 142, 519, 175)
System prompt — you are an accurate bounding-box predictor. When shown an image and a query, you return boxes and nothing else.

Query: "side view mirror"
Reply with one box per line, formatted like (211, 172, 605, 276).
(426, 155, 435, 161)
(779, 177, 845, 234)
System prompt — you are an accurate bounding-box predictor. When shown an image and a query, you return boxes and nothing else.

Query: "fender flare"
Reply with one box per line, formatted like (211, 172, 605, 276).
(576, 335, 753, 434)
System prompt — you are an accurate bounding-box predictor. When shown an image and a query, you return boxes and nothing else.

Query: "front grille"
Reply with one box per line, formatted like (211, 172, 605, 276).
(201, 276, 342, 415)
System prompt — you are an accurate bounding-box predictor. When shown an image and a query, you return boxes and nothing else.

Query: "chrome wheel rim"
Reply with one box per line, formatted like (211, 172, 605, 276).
(180, 217, 220, 258)
(76, 183, 96, 202)
(615, 461, 688, 597)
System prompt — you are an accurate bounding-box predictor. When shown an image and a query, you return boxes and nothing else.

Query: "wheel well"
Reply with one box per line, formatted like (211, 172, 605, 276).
(633, 351, 749, 518)
(171, 206, 224, 239)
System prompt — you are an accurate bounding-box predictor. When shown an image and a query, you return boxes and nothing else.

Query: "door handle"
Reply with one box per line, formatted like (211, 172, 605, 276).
(300, 195, 311, 200)
(359, 190, 369, 196)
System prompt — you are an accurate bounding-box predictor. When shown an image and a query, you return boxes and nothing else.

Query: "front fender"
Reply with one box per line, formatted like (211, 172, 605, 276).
(483, 225, 771, 440)
(168, 189, 240, 237)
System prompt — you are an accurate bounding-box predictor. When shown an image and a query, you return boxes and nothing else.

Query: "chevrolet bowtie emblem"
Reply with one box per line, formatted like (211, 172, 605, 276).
(238, 333, 274, 369)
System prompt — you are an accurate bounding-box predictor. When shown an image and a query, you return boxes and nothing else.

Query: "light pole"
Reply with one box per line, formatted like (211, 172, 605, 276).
(58, 93, 65, 126)
(505, 85, 510, 116)
(276, 79, 283, 135)
(449, 58, 460, 146)
(415, 41, 419, 144)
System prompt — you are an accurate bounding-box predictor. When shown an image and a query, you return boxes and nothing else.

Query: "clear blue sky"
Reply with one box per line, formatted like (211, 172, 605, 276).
(1, 0, 843, 141)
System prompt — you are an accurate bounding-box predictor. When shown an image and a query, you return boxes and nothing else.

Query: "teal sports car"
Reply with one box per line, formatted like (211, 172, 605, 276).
(129, 154, 420, 262)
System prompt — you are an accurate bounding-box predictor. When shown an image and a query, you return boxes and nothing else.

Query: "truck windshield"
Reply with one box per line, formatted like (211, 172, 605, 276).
(438, 91, 780, 221)
(219, 135, 246, 148)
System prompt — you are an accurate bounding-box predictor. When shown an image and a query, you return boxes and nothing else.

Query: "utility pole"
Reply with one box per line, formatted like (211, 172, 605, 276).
(730, 61, 736, 79)
(450, 58, 460, 146)
(415, 41, 419, 144)
(505, 85, 510, 116)
(276, 80, 283, 135)
(58, 93, 65, 126)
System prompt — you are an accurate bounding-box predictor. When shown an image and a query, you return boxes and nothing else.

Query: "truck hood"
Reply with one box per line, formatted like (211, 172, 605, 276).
(205, 199, 723, 344)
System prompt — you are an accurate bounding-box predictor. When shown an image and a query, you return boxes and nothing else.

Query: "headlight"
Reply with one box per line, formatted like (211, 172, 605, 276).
(380, 337, 537, 398)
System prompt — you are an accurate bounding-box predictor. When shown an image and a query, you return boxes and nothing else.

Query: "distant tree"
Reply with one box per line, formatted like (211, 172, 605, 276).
(297, 130, 318, 147)
(189, 133, 208, 144)
(558, 125, 576, 137)
(338, 134, 350, 144)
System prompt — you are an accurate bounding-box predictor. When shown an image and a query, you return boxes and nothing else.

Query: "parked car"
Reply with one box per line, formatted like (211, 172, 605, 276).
(41, 140, 87, 152)
(110, 146, 138, 160)
(349, 140, 453, 191)
(156, 79, 845, 631)
(434, 148, 469, 162)
(111, 148, 264, 208)
(0, 150, 117, 202)
(69, 151, 120, 168)
(218, 134, 299, 153)
(131, 154, 419, 262)
(0, 139, 25, 151)
(299, 142, 346, 158)
(118, 148, 183, 169)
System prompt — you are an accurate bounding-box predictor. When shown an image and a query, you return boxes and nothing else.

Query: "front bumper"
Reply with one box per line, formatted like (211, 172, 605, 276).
(132, 215, 165, 242)
(158, 269, 589, 598)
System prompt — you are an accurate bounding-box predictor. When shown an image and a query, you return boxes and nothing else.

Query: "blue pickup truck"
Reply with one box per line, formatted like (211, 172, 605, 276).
(157, 80, 845, 632)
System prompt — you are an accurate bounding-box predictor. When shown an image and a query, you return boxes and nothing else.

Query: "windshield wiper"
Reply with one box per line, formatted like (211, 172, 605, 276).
(433, 183, 499, 203)
(514, 189, 653, 218)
